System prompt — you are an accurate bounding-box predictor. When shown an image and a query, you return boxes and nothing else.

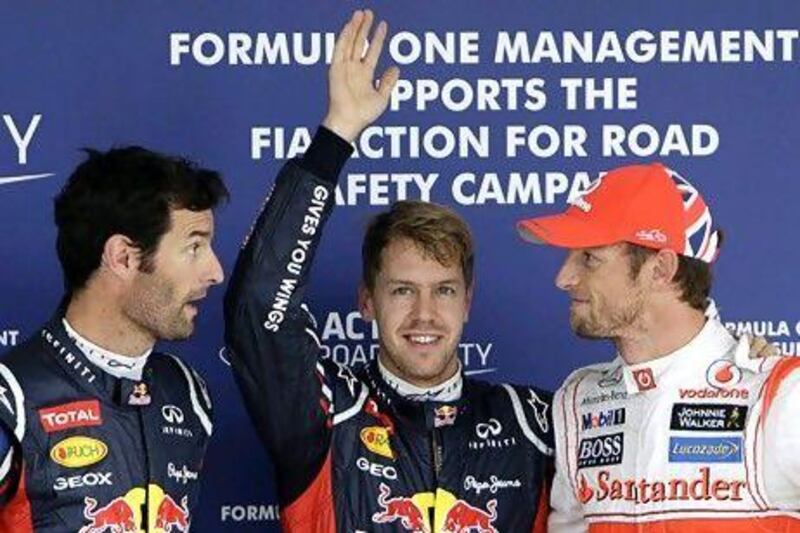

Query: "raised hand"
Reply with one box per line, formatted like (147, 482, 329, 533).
(322, 10, 400, 142)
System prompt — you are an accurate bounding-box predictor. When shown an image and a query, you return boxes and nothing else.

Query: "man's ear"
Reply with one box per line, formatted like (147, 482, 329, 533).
(100, 234, 142, 281)
(649, 249, 680, 288)
(464, 278, 475, 322)
(358, 282, 375, 321)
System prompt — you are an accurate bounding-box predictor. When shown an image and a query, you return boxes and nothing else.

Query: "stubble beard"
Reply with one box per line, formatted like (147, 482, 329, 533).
(125, 273, 194, 342)
(571, 292, 644, 340)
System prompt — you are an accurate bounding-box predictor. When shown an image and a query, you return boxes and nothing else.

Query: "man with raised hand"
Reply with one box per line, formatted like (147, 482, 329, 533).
(225, 10, 553, 532)
(517, 163, 800, 531)
(0, 146, 225, 531)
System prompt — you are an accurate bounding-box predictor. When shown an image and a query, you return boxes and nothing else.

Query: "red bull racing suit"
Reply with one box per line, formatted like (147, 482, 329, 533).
(0, 316, 212, 531)
(224, 127, 555, 532)
(549, 317, 800, 532)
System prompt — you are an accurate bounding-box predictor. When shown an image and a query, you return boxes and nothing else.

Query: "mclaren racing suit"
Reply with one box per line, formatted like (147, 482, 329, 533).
(549, 317, 800, 532)
(224, 127, 555, 532)
(0, 316, 212, 532)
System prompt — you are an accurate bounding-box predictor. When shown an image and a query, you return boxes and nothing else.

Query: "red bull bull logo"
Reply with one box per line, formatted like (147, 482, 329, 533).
(372, 483, 428, 532)
(442, 499, 498, 533)
(155, 494, 189, 532)
(371, 484, 498, 533)
(79, 496, 136, 533)
(79, 485, 190, 533)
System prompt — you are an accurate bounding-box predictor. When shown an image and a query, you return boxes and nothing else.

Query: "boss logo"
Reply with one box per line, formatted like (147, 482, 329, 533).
(577, 433, 624, 469)
(356, 457, 397, 481)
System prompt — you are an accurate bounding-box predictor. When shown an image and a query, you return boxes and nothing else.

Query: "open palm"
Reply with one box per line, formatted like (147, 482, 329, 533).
(323, 10, 400, 142)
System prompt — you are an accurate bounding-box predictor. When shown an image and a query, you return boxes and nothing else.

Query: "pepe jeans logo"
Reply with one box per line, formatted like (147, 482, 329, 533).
(167, 462, 199, 485)
(464, 475, 521, 495)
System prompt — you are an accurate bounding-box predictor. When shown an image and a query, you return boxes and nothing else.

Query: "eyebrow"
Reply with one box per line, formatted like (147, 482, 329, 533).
(386, 278, 463, 285)
(186, 229, 212, 239)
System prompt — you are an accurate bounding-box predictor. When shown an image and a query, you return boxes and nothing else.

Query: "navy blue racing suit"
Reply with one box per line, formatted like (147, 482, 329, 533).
(0, 316, 212, 532)
(224, 127, 555, 532)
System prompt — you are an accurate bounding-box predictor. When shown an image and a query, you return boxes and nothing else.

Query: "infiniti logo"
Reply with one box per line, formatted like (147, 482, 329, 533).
(161, 405, 184, 425)
(475, 418, 502, 439)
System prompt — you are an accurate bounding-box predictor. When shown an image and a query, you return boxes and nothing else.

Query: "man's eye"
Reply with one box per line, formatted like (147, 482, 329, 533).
(392, 287, 412, 296)
(189, 242, 202, 255)
(582, 252, 598, 265)
(437, 286, 456, 296)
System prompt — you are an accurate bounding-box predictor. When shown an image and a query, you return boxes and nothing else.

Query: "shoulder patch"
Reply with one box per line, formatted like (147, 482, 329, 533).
(166, 355, 213, 437)
(501, 384, 554, 457)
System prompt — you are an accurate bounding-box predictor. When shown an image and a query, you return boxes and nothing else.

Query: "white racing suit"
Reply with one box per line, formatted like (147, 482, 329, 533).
(549, 317, 800, 532)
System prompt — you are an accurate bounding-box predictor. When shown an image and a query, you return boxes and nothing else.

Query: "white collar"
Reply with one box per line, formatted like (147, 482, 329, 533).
(378, 357, 463, 402)
(62, 318, 150, 381)
(618, 318, 737, 395)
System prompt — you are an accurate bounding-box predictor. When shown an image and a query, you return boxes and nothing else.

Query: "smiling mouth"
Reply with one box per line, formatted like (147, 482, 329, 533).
(404, 334, 442, 346)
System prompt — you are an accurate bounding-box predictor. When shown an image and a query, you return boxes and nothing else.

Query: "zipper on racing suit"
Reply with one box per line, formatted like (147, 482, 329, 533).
(429, 428, 444, 526)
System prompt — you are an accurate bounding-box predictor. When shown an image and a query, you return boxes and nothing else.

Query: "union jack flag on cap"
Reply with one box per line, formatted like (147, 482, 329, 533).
(664, 167, 720, 264)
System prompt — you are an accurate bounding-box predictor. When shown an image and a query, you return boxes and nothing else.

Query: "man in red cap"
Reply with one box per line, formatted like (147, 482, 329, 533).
(518, 163, 800, 531)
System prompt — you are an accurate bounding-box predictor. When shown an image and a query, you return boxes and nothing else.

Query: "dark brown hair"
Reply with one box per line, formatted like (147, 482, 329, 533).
(625, 240, 719, 311)
(362, 201, 474, 290)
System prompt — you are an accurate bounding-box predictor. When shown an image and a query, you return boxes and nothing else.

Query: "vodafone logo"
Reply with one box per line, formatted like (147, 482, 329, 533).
(39, 400, 102, 433)
(706, 359, 742, 389)
(632, 368, 656, 391)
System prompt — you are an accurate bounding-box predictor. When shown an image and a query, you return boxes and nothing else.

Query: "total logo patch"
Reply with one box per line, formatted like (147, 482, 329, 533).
(668, 436, 743, 463)
(577, 433, 624, 469)
(361, 426, 394, 460)
(581, 408, 626, 431)
(670, 403, 747, 432)
(39, 399, 102, 433)
(50, 436, 108, 468)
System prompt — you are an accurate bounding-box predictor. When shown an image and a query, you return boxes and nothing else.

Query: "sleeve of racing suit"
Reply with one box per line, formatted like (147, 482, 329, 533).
(548, 384, 589, 533)
(0, 364, 24, 507)
(224, 126, 352, 505)
(0, 426, 16, 504)
(761, 357, 800, 508)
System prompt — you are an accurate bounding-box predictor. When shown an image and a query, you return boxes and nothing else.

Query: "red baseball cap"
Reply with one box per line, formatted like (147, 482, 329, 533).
(517, 163, 720, 263)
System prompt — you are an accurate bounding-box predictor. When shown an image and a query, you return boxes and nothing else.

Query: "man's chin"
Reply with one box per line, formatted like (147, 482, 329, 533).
(571, 319, 608, 340)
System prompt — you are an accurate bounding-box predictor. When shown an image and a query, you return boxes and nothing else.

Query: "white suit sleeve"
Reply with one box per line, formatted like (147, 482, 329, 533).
(548, 384, 589, 533)
(762, 361, 800, 508)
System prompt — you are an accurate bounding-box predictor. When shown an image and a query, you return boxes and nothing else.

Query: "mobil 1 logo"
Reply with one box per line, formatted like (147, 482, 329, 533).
(577, 432, 624, 469)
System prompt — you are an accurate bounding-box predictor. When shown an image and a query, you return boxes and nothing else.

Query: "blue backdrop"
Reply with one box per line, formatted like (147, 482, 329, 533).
(1, 2, 799, 530)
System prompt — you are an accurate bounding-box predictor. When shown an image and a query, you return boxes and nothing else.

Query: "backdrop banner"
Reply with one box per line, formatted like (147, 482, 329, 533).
(1, 2, 798, 530)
